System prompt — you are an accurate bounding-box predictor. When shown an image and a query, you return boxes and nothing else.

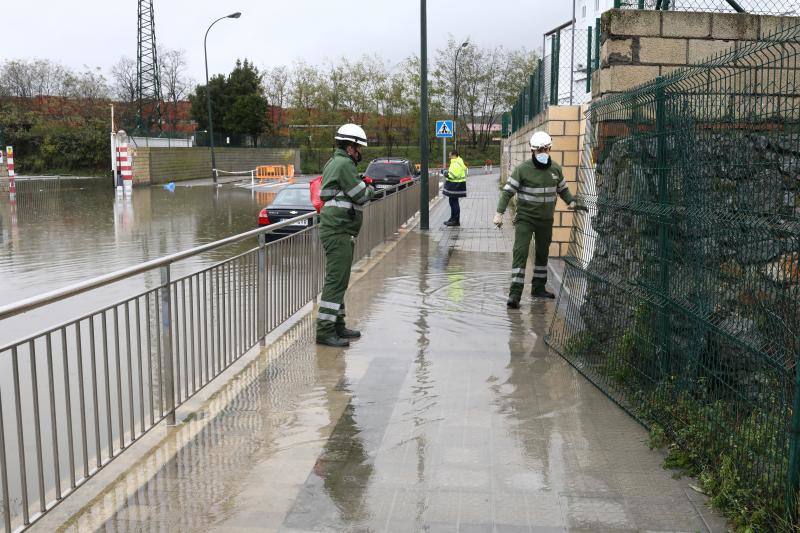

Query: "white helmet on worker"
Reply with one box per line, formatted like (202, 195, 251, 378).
(335, 123, 368, 147)
(529, 131, 552, 150)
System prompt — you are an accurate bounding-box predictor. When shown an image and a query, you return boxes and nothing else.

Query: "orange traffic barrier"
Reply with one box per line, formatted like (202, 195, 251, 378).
(256, 165, 295, 183)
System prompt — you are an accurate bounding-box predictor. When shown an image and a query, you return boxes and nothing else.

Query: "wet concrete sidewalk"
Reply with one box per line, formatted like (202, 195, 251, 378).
(50, 174, 727, 532)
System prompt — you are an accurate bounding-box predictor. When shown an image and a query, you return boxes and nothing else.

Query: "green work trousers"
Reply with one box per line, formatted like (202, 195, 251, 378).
(509, 218, 552, 299)
(317, 232, 355, 337)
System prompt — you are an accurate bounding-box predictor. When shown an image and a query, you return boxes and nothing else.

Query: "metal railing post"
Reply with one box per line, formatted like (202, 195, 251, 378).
(160, 265, 176, 425)
(587, 26, 593, 93)
(655, 77, 670, 379)
(595, 18, 601, 73)
(788, 347, 800, 523)
(258, 233, 267, 345)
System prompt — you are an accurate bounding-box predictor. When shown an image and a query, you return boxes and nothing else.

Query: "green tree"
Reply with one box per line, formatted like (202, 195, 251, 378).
(190, 73, 227, 133)
(189, 58, 269, 143)
(224, 93, 269, 142)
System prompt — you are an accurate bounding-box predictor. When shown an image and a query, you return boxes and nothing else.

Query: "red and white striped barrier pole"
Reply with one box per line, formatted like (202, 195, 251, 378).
(6, 146, 16, 198)
(116, 144, 133, 194)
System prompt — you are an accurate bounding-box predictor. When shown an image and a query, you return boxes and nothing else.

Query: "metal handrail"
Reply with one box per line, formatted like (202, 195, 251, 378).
(0, 177, 431, 532)
(0, 180, 414, 322)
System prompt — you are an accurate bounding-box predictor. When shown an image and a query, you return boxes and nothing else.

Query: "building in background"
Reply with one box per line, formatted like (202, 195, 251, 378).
(545, 0, 615, 106)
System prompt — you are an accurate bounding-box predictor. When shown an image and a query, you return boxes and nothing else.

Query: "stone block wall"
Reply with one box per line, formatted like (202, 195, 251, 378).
(501, 105, 587, 258)
(594, 9, 799, 97)
(132, 147, 302, 185)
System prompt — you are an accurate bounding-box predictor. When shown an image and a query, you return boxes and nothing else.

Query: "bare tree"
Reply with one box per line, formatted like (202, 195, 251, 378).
(264, 65, 291, 132)
(160, 49, 192, 132)
(0, 59, 69, 98)
(111, 56, 137, 103)
(434, 41, 538, 149)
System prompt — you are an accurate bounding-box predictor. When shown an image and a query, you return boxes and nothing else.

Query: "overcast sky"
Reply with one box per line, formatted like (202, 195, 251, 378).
(5, 1, 571, 83)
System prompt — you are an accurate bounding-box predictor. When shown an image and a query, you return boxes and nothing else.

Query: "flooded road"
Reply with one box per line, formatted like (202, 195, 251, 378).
(0, 179, 282, 345)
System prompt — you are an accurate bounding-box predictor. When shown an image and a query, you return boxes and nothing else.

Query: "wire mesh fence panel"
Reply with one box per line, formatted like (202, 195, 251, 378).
(510, 20, 596, 135)
(616, 0, 800, 15)
(547, 22, 800, 530)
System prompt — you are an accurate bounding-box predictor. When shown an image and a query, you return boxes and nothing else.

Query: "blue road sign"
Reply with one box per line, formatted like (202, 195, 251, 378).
(435, 120, 454, 138)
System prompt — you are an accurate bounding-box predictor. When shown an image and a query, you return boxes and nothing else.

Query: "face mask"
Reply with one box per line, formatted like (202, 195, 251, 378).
(535, 153, 549, 165)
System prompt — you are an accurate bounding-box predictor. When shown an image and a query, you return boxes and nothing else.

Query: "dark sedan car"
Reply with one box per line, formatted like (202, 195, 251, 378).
(363, 158, 417, 192)
(258, 183, 316, 241)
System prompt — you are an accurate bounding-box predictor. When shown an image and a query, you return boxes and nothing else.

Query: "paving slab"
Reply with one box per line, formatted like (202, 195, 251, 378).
(47, 174, 728, 533)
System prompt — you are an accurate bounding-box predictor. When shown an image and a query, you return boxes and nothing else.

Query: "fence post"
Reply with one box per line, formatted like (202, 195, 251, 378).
(595, 18, 601, 73)
(258, 233, 267, 345)
(159, 265, 176, 425)
(529, 74, 536, 121)
(655, 77, 670, 379)
(587, 26, 593, 93)
(788, 335, 800, 523)
(550, 34, 558, 105)
(569, 4, 576, 105)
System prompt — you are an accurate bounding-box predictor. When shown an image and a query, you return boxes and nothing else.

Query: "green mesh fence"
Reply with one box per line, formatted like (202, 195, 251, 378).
(615, 0, 800, 15)
(547, 22, 800, 529)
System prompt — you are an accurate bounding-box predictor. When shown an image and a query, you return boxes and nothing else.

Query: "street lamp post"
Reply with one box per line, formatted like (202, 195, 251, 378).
(419, 0, 429, 230)
(453, 39, 469, 152)
(204, 11, 241, 185)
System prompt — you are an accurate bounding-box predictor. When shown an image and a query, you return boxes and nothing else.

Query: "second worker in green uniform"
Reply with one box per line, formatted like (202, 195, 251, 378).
(493, 131, 576, 309)
(316, 124, 375, 347)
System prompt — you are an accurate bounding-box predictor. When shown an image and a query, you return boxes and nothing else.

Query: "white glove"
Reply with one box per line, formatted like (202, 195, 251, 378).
(493, 213, 503, 228)
(568, 201, 577, 211)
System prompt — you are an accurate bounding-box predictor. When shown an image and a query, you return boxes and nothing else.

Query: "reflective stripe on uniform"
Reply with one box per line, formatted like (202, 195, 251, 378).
(506, 177, 520, 189)
(534, 265, 548, 272)
(512, 276, 525, 284)
(318, 312, 338, 322)
(512, 268, 525, 274)
(520, 186, 556, 194)
(532, 272, 548, 278)
(557, 179, 568, 192)
(324, 199, 364, 211)
(319, 300, 341, 312)
(321, 188, 340, 197)
(347, 181, 366, 197)
(517, 192, 557, 203)
(503, 184, 516, 193)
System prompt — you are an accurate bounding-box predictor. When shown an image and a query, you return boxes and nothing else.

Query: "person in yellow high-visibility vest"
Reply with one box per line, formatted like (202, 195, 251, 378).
(443, 151, 467, 227)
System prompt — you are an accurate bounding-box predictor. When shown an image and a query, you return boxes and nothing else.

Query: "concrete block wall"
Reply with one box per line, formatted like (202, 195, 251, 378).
(132, 147, 301, 185)
(594, 9, 800, 97)
(501, 105, 587, 258)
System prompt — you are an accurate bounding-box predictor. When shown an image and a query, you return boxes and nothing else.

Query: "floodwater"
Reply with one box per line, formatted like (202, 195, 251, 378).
(0, 178, 281, 346)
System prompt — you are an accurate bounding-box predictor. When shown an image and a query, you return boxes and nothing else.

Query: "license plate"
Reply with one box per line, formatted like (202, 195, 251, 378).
(375, 184, 393, 189)
(289, 219, 308, 227)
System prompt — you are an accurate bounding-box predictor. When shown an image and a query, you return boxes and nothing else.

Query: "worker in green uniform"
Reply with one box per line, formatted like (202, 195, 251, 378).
(443, 150, 468, 226)
(494, 131, 576, 308)
(316, 123, 375, 347)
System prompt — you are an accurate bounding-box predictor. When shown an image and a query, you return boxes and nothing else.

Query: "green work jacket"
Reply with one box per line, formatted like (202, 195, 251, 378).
(497, 159, 575, 222)
(319, 148, 374, 238)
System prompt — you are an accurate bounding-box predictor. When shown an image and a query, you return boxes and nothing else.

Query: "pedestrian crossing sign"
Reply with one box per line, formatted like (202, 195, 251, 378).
(435, 120, 454, 138)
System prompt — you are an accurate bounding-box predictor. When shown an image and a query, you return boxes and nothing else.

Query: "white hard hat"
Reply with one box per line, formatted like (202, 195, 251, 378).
(335, 123, 368, 146)
(530, 131, 552, 149)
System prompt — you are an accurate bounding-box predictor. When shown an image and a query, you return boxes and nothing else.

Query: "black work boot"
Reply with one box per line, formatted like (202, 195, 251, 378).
(336, 326, 361, 339)
(444, 219, 460, 227)
(532, 288, 556, 299)
(507, 296, 520, 309)
(316, 334, 350, 347)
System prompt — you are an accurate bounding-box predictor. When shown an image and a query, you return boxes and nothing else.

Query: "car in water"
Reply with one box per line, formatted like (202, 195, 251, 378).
(362, 158, 417, 193)
(258, 183, 316, 241)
